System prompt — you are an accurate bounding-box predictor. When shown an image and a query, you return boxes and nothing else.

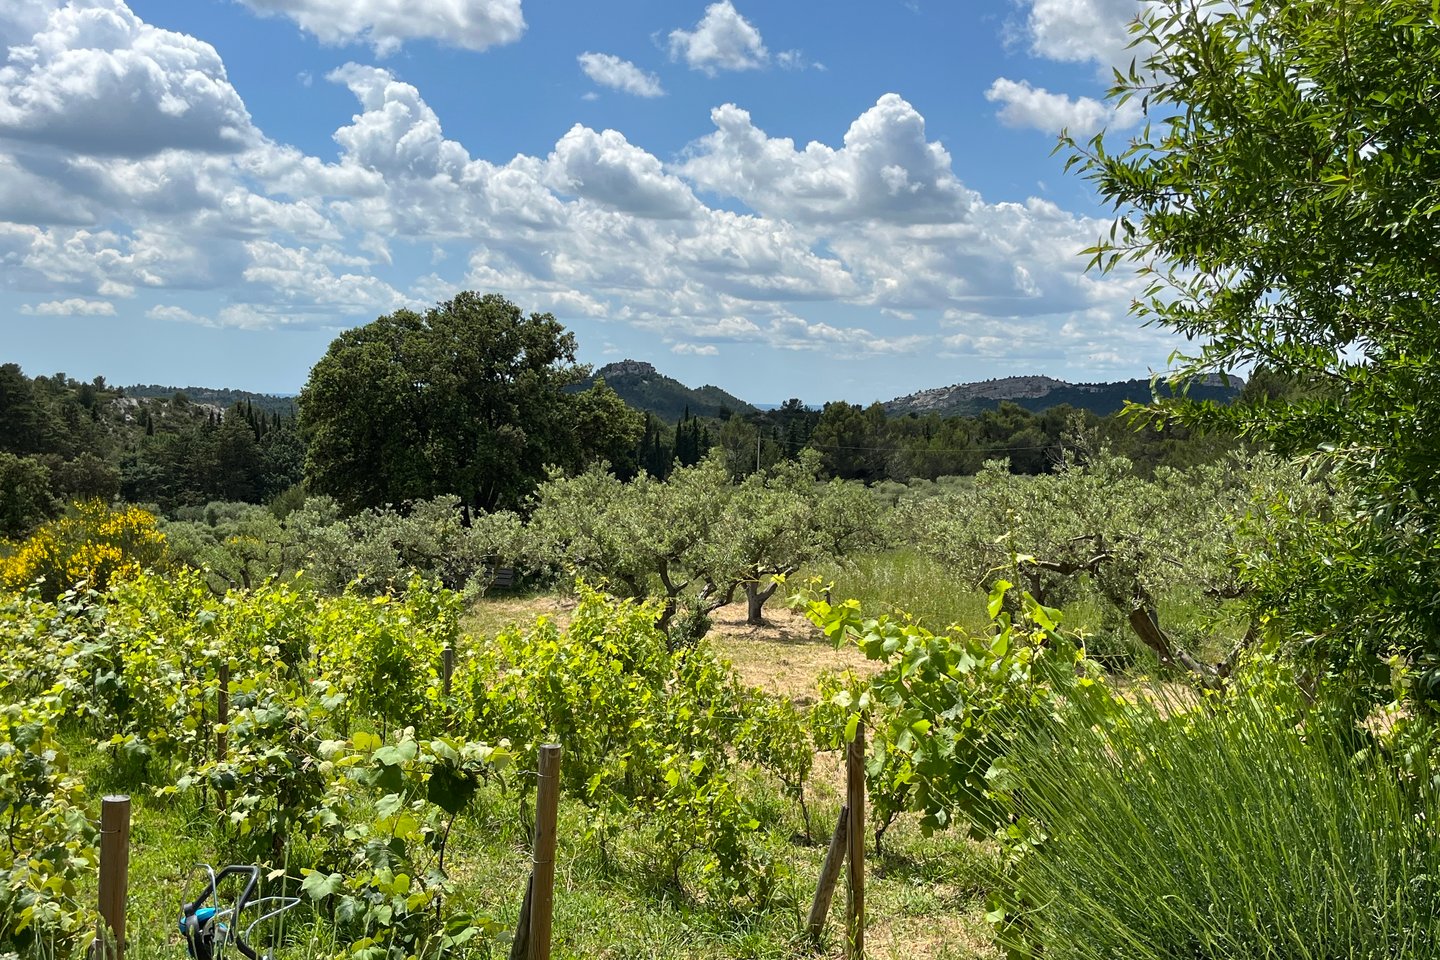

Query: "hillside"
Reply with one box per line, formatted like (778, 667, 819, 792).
(123, 384, 298, 417)
(578, 360, 756, 423)
(883, 374, 1245, 418)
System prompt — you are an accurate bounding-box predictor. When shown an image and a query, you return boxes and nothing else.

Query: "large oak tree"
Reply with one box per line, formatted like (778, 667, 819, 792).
(300, 291, 638, 514)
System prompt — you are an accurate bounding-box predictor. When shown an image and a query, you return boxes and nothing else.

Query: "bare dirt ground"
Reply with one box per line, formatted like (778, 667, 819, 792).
(704, 601, 877, 702)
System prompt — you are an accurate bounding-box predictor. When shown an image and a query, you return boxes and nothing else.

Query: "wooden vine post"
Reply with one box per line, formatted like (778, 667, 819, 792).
(846, 722, 866, 960)
(530, 743, 562, 960)
(511, 744, 561, 960)
(93, 795, 131, 960)
(442, 646, 455, 699)
(216, 662, 230, 813)
(805, 804, 850, 939)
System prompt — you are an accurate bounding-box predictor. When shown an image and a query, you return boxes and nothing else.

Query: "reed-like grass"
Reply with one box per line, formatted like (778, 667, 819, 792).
(798, 549, 991, 633)
(1003, 689, 1440, 959)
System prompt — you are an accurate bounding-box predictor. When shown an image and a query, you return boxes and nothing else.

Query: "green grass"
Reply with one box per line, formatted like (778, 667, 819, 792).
(1003, 688, 1440, 959)
(797, 549, 991, 633)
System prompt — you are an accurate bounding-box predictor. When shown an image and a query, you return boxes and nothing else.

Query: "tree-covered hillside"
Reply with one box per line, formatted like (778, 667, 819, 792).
(574, 359, 756, 423)
(0, 363, 304, 534)
(122, 384, 297, 417)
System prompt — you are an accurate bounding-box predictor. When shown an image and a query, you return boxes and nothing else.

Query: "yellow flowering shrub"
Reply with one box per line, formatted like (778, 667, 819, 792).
(0, 501, 166, 599)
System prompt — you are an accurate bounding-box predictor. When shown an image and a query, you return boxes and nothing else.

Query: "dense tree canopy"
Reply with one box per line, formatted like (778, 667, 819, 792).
(299, 292, 640, 514)
(1074, 0, 1440, 687)
(0, 365, 303, 526)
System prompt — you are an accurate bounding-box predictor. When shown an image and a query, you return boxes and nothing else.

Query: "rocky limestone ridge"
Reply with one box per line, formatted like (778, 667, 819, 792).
(595, 359, 659, 379)
(886, 376, 1088, 413)
(884, 372, 1247, 417)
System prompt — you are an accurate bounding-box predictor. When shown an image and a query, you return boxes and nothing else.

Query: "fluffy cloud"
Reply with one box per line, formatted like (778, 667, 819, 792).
(147, 304, 207, 325)
(0, 0, 256, 157)
(1019, 0, 1145, 72)
(545, 126, 698, 219)
(235, 0, 525, 56)
(0, 153, 95, 224)
(327, 64, 469, 180)
(986, 78, 1141, 135)
(21, 297, 115, 316)
(668, 2, 768, 75)
(766, 315, 931, 355)
(577, 52, 664, 98)
(679, 96, 976, 224)
(240, 239, 410, 313)
(147, 300, 337, 329)
(0, 0, 58, 51)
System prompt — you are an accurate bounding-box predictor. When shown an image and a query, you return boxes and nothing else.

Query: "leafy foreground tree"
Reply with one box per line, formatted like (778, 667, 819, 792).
(1073, 0, 1440, 695)
(300, 291, 640, 515)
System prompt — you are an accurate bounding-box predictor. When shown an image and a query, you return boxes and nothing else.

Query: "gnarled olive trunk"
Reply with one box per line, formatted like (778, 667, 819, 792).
(744, 579, 780, 625)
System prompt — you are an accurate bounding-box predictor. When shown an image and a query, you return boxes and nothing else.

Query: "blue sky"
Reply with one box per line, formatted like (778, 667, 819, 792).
(0, 0, 1165, 404)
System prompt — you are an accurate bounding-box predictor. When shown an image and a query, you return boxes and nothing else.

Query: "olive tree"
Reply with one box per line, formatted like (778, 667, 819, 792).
(528, 454, 883, 634)
(897, 448, 1312, 682)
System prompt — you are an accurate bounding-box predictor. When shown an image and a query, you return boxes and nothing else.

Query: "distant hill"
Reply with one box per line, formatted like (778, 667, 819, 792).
(122, 384, 297, 417)
(883, 374, 1245, 418)
(578, 360, 756, 423)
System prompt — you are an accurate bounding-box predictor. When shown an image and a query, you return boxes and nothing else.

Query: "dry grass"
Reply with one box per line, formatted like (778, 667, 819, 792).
(464, 590, 576, 636)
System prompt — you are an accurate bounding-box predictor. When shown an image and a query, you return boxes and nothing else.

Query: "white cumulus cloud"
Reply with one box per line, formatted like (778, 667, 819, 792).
(679, 95, 976, 224)
(577, 52, 664, 98)
(147, 304, 206, 325)
(986, 78, 1141, 135)
(668, 1, 768, 75)
(21, 297, 116, 316)
(234, 0, 525, 56)
(1018, 0, 1146, 73)
(545, 125, 698, 219)
(0, 0, 256, 157)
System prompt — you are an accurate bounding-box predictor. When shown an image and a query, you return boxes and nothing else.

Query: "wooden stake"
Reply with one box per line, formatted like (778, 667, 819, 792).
(529, 744, 562, 960)
(805, 804, 849, 940)
(216, 662, 230, 815)
(216, 663, 230, 761)
(442, 646, 455, 699)
(846, 724, 866, 960)
(507, 874, 533, 960)
(93, 795, 131, 960)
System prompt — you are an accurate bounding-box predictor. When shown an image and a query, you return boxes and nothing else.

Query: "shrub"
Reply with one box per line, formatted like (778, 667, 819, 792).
(0, 501, 166, 600)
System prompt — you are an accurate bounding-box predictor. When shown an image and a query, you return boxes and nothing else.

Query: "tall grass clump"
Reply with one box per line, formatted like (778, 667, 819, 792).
(800, 548, 991, 631)
(1002, 682, 1440, 959)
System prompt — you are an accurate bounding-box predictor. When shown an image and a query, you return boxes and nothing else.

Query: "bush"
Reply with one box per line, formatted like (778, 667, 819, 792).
(0, 500, 166, 600)
(1000, 679, 1440, 959)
